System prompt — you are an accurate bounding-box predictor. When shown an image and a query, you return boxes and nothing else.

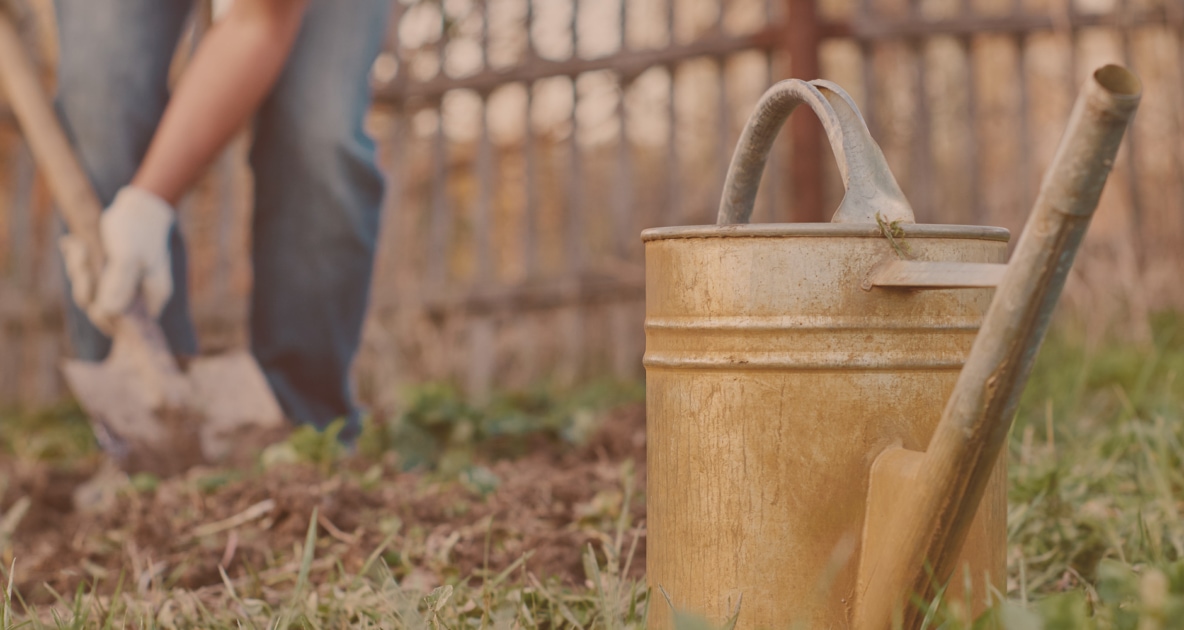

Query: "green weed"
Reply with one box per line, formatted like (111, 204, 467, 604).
(356, 379, 643, 475)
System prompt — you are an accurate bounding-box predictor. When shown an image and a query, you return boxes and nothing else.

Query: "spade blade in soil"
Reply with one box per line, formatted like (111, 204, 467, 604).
(61, 310, 285, 476)
(188, 350, 288, 463)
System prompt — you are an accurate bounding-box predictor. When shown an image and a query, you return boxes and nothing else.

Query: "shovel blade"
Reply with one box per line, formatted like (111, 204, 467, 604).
(62, 356, 205, 476)
(188, 351, 287, 463)
(63, 325, 286, 473)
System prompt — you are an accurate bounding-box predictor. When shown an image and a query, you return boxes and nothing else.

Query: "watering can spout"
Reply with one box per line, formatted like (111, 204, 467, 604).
(853, 64, 1141, 629)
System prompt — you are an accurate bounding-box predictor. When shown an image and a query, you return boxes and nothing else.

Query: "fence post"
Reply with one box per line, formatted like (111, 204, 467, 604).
(787, 0, 825, 222)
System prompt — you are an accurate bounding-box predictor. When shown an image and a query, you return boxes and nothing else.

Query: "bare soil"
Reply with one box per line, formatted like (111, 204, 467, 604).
(1, 404, 647, 604)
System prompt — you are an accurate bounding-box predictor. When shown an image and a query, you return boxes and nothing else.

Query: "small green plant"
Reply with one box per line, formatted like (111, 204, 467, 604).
(358, 379, 644, 475)
(0, 403, 96, 462)
(876, 211, 914, 259)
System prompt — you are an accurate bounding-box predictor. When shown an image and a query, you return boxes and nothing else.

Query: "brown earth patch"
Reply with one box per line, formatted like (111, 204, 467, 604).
(1, 404, 647, 604)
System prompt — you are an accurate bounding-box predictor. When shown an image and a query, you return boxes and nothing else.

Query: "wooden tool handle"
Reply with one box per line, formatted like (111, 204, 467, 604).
(0, 7, 105, 277)
(854, 64, 1142, 630)
(0, 4, 183, 382)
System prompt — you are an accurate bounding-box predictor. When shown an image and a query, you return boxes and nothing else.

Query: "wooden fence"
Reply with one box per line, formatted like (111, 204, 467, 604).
(0, 0, 1181, 410)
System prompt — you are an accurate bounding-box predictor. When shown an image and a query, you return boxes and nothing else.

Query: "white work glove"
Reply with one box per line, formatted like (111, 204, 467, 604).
(59, 186, 176, 334)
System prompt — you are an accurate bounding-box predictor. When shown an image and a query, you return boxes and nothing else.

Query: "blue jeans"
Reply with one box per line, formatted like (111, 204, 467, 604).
(54, 0, 392, 442)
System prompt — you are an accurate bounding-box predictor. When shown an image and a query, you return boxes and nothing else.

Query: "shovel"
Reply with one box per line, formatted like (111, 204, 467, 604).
(0, 6, 285, 475)
(852, 64, 1142, 628)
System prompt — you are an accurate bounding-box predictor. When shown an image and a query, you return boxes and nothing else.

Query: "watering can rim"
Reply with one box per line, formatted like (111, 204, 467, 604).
(641, 223, 1010, 243)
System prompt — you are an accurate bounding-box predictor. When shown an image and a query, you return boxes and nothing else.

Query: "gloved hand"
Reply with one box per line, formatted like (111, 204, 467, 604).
(59, 186, 176, 334)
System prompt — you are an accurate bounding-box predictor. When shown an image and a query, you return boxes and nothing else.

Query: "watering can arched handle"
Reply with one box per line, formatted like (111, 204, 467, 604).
(717, 79, 914, 226)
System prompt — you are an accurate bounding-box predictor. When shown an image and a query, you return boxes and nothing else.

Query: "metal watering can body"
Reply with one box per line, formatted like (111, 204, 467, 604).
(644, 68, 1142, 629)
(644, 224, 1009, 628)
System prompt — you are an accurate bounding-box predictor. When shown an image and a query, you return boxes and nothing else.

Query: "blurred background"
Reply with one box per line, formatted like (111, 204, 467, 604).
(0, 0, 1180, 411)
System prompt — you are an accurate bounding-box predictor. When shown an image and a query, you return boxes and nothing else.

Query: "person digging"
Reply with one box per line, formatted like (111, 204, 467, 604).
(53, 0, 392, 466)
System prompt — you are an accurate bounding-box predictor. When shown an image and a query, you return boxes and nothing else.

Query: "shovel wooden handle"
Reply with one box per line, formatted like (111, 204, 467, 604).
(854, 65, 1142, 629)
(0, 5, 180, 374)
(0, 6, 105, 277)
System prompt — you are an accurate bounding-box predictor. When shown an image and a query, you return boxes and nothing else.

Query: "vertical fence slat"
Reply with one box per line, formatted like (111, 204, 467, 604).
(427, 108, 452, 293)
(1, 143, 35, 406)
(663, 0, 681, 226)
(475, 104, 494, 285)
(566, 82, 584, 273)
(465, 100, 497, 401)
(1014, 33, 1032, 209)
(762, 51, 781, 221)
(906, 0, 929, 220)
(788, 0, 824, 222)
(610, 73, 635, 379)
(1116, 0, 1145, 265)
(714, 56, 729, 224)
(1011, 0, 1030, 211)
(388, 107, 412, 303)
(761, 0, 778, 222)
(553, 0, 586, 386)
(523, 87, 539, 279)
(860, 41, 877, 137)
(613, 76, 633, 258)
(11, 142, 32, 289)
(16, 145, 38, 407)
(361, 104, 408, 409)
(567, 0, 584, 274)
(33, 179, 60, 405)
(664, 64, 680, 226)
(212, 144, 236, 304)
(910, 40, 934, 221)
(962, 35, 984, 223)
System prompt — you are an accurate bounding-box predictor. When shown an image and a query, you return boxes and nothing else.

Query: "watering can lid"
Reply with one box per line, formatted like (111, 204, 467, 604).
(654, 78, 1010, 241)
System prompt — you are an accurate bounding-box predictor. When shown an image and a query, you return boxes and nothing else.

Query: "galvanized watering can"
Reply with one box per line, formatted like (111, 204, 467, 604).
(644, 65, 1141, 630)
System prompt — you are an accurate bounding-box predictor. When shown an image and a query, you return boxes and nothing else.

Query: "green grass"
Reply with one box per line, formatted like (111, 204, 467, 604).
(1, 316, 1182, 628)
(0, 511, 648, 629)
(994, 312, 1184, 628)
(0, 403, 96, 465)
